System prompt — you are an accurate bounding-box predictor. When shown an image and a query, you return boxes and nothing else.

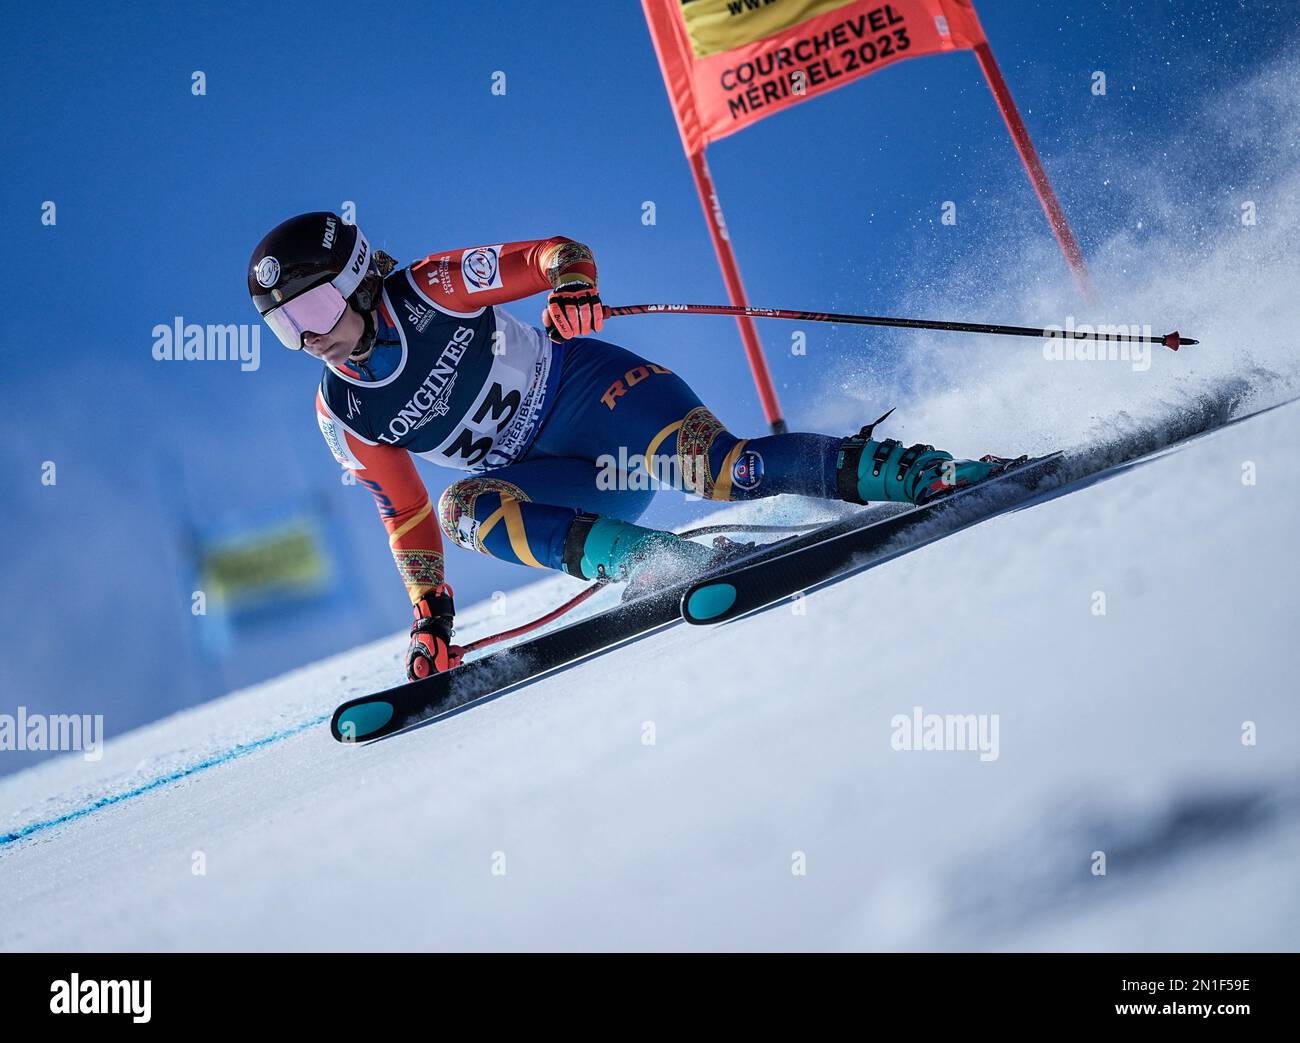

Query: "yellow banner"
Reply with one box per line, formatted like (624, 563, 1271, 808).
(201, 524, 328, 606)
(681, 0, 865, 59)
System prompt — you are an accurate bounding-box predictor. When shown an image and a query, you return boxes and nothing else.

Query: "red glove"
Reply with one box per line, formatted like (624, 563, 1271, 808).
(406, 587, 462, 680)
(541, 280, 604, 342)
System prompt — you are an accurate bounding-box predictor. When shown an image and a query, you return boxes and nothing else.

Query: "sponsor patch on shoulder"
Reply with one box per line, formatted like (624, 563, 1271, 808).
(731, 448, 764, 491)
(461, 246, 503, 292)
(462, 244, 501, 290)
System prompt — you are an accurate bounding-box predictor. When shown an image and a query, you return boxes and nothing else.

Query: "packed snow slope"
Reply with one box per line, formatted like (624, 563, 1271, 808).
(2, 388, 1297, 951)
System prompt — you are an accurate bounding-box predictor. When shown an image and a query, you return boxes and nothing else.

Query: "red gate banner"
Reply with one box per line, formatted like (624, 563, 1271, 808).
(644, 0, 989, 155)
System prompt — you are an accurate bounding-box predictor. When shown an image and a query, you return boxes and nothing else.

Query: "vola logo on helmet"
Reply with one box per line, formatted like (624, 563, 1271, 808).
(350, 238, 369, 276)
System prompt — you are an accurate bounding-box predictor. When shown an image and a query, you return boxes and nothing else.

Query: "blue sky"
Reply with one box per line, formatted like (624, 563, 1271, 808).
(1, 0, 1292, 755)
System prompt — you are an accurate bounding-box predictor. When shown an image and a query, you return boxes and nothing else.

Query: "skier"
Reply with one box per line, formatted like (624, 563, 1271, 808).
(247, 212, 1018, 681)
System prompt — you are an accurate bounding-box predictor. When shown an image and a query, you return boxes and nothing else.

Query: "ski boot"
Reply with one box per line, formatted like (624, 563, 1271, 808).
(836, 410, 1025, 506)
(618, 534, 756, 602)
(561, 513, 745, 600)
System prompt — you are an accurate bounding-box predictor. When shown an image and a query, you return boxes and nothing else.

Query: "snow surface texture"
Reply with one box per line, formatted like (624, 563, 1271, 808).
(1, 397, 1297, 951)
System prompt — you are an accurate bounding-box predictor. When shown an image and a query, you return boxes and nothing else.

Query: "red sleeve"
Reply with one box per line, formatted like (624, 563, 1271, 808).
(408, 236, 597, 312)
(317, 391, 447, 605)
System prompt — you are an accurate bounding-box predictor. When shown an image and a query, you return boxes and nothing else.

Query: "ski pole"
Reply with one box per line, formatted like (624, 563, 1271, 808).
(602, 303, 1197, 351)
(451, 578, 611, 658)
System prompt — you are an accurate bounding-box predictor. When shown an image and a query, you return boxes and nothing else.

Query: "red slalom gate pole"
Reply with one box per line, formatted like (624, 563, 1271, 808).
(973, 40, 1097, 306)
(686, 149, 788, 434)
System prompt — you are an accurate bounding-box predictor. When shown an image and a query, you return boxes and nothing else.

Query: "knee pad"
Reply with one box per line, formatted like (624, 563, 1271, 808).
(437, 476, 530, 552)
(675, 406, 741, 501)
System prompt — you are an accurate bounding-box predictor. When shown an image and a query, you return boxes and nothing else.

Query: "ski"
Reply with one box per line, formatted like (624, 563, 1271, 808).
(678, 387, 1295, 626)
(680, 452, 1064, 625)
(331, 583, 684, 743)
(328, 469, 1027, 744)
(330, 505, 908, 742)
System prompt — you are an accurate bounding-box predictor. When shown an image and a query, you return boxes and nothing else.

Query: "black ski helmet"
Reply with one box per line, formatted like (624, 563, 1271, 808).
(247, 211, 385, 350)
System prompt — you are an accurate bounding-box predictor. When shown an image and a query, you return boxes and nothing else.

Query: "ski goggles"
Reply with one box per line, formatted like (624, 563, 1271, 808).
(263, 282, 349, 350)
(261, 225, 373, 350)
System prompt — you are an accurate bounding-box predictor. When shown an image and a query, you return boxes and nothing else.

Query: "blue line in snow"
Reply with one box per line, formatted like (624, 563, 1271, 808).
(0, 713, 329, 848)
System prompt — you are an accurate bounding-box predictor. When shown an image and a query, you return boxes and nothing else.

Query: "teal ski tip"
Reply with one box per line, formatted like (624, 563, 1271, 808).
(333, 700, 395, 742)
(684, 582, 738, 622)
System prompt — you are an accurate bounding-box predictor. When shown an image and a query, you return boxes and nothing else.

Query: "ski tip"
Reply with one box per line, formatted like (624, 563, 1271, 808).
(682, 582, 738, 624)
(331, 699, 396, 743)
